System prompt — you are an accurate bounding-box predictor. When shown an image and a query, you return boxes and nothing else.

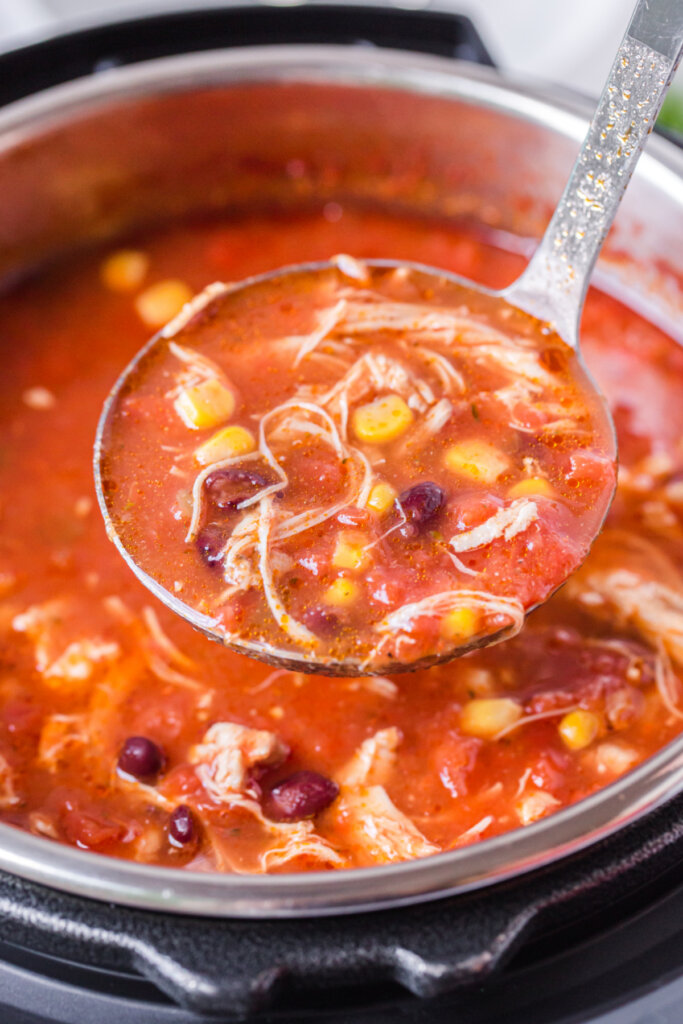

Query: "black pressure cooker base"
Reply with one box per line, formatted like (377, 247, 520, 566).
(1, 790, 683, 1022)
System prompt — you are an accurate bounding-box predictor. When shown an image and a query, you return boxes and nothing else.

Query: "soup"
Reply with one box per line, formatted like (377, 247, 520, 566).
(0, 205, 681, 872)
(99, 261, 615, 671)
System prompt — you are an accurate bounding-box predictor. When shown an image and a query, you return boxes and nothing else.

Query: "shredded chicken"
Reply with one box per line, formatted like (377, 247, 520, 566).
(12, 601, 120, 686)
(337, 785, 439, 864)
(454, 815, 494, 846)
(450, 499, 538, 552)
(260, 822, 345, 870)
(335, 293, 512, 348)
(43, 639, 121, 684)
(404, 345, 465, 395)
(516, 790, 560, 825)
(309, 351, 437, 438)
(190, 722, 288, 802)
(141, 606, 196, 670)
(200, 790, 344, 870)
(396, 397, 453, 456)
(257, 497, 317, 645)
(374, 589, 524, 643)
(567, 531, 683, 667)
(584, 741, 639, 777)
(345, 676, 398, 698)
(37, 715, 88, 771)
(337, 728, 402, 788)
(0, 753, 20, 809)
(291, 299, 348, 367)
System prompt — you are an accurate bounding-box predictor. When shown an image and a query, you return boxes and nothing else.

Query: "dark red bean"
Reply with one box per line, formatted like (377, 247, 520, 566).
(117, 736, 164, 781)
(266, 770, 340, 821)
(539, 347, 567, 374)
(196, 522, 229, 566)
(169, 804, 196, 846)
(302, 606, 340, 638)
(204, 469, 269, 510)
(398, 481, 445, 538)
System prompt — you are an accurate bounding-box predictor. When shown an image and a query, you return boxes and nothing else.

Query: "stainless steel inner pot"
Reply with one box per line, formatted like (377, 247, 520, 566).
(1, 45, 682, 918)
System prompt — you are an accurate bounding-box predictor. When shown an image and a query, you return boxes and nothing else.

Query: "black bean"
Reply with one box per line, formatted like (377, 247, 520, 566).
(302, 606, 340, 638)
(196, 522, 229, 566)
(205, 469, 269, 510)
(266, 770, 340, 821)
(169, 804, 196, 846)
(117, 736, 164, 781)
(398, 481, 445, 538)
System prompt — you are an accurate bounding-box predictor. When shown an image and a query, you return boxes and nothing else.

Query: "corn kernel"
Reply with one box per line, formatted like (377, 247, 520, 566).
(508, 476, 555, 499)
(366, 482, 398, 515)
(352, 394, 414, 444)
(194, 425, 255, 465)
(440, 607, 480, 641)
(444, 439, 510, 484)
(558, 709, 599, 751)
(174, 378, 236, 430)
(324, 578, 360, 607)
(460, 698, 522, 740)
(135, 279, 193, 329)
(332, 532, 371, 571)
(100, 250, 149, 293)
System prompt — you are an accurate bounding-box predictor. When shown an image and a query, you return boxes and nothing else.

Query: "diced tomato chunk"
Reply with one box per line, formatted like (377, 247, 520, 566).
(61, 804, 128, 850)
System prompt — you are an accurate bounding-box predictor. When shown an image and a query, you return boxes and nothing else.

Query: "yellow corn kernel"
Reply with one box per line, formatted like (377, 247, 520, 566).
(558, 709, 599, 751)
(100, 249, 149, 293)
(508, 476, 555, 499)
(444, 439, 510, 484)
(332, 532, 371, 571)
(440, 606, 480, 642)
(135, 279, 193, 329)
(194, 425, 255, 465)
(460, 698, 522, 740)
(324, 578, 360, 607)
(174, 378, 236, 430)
(352, 394, 414, 444)
(366, 482, 397, 515)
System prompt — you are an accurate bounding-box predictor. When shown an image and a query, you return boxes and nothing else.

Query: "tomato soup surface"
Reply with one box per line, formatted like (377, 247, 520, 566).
(0, 205, 682, 872)
(100, 262, 615, 671)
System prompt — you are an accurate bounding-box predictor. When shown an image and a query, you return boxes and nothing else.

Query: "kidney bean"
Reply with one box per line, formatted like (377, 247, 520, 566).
(266, 770, 340, 821)
(205, 469, 269, 510)
(398, 481, 445, 538)
(117, 736, 164, 782)
(302, 606, 340, 638)
(539, 346, 567, 374)
(196, 522, 229, 566)
(169, 804, 196, 846)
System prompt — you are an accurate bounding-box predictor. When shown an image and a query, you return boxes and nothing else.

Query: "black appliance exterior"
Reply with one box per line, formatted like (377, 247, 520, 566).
(0, 3, 492, 107)
(2, 792, 683, 1022)
(0, 7, 681, 1023)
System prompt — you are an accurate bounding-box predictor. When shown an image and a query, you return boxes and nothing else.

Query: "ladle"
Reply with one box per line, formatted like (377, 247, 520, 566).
(95, 0, 683, 675)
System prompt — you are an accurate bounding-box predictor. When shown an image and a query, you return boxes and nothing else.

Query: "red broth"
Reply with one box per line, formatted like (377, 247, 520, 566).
(0, 205, 681, 871)
(99, 262, 615, 670)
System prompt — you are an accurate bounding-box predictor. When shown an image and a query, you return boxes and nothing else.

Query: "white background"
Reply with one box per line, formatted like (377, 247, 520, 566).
(0, 0, 680, 101)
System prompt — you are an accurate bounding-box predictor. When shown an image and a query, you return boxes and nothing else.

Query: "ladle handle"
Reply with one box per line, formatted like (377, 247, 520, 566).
(504, 0, 683, 344)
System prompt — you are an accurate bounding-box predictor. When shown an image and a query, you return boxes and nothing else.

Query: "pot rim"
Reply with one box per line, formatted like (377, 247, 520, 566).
(1, 43, 683, 918)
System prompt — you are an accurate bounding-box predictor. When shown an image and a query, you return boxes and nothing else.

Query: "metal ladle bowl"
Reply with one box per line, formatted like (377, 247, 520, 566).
(94, 0, 682, 676)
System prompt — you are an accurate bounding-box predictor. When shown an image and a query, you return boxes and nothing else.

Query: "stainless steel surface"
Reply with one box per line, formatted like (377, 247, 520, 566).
(505, 0, 683, 344)
(0, 45, 682, 915)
